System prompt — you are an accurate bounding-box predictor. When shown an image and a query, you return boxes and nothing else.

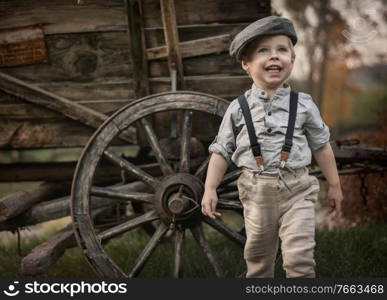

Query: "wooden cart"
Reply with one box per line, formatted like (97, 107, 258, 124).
(0, 0, 271, 277)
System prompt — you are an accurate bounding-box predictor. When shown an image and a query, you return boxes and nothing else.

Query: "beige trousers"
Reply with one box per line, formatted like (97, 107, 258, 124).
(237, 166, 320, 278)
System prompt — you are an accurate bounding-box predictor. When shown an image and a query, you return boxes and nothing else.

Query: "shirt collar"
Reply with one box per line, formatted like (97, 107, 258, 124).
(251, 83, 291, 102)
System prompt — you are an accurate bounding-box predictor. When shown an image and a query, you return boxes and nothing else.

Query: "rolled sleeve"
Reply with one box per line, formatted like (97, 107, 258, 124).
(304, 99, 330, 150)
(208, 102, 237, 163)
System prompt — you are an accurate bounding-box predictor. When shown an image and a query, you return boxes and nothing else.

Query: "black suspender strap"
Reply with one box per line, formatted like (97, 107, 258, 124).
(280, 90, 298, 165)
(238, 94, 264, 169)
(237, 90, 299, 170)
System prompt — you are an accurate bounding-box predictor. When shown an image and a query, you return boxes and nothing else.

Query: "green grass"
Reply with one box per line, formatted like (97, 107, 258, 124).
(0, 223, 386, 278)
(314, 224, 387, 277)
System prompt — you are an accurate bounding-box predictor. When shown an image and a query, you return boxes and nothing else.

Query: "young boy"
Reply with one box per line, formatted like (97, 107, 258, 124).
(201, 16, 343, 278)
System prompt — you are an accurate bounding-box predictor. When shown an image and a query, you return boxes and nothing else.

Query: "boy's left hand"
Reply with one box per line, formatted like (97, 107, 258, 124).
(327, 184, 343, 218)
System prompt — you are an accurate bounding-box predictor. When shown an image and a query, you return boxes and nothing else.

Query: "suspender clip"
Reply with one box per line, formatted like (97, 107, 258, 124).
(280, 151, 289, 168)
(255, 156, 264, 171)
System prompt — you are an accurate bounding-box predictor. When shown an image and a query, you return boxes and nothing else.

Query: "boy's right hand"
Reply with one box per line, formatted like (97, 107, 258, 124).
(201, 189, 222, 219)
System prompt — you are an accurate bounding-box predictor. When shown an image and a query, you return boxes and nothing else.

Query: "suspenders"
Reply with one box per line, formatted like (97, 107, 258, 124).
(237, 90, 298, 170)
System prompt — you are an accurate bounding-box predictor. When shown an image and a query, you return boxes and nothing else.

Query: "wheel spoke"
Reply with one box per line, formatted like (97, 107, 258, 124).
(103, 149, 159, 188)
(202, 216, 245, 247)
(190, 225, 223, 277)
(139, 118, 174, 175)
(194, 154, 210, 179)
(179, 110, 192, 173)
(217, 190, 240, 199)
(98, 210, 159, 241)
(174, 228, 185, 278)
(129, 222, 169, 277)
(219, 169, 242, 187)
(217, 199, 243, 211)
(91, 186, 154, 203)
(217, 185, 236, 194)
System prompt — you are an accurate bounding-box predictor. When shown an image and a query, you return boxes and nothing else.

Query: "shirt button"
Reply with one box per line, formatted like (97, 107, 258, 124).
(268, 111, 272, 116)
(267, 128, 272, 133)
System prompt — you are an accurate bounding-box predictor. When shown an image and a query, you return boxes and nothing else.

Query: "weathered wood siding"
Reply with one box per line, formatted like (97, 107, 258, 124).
(0, 0, 270, 149)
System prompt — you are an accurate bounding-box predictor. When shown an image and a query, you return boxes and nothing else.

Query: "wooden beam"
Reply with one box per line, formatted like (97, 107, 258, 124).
(125, 0, 151, 147)
(0, 72, 136, 143)
(160, 0, 185, 89)
(0, 119, 102, 149)
(148, 52, 243, 77)
(0, 100, 133, 120)
(0, 0, 127, 35)
(0, 72, 105, 127)
(0, 182, 71, 222)
(125, 0, 149, 97)
(36, 80, 135, 101)
(21, 224, 76, 276)
(143, 0, 271, 28)
(0, 0, 270, 34)
(146, 34, 231, 60)
(0, 182, 147, 231)
(149, 74, 251, 99)
(331, 142, 387, 165)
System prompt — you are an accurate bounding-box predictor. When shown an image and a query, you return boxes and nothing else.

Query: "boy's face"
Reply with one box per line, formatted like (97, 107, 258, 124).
(241, 35, 294, 90)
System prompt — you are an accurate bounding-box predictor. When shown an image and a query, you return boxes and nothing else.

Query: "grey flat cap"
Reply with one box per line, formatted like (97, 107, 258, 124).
(230, 16, 298, 61)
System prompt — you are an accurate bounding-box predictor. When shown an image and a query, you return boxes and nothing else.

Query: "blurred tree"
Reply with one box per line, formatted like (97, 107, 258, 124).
(282, 0, 384, 111)
(283, 0, 347, 108)
(321, 49, 362, 133)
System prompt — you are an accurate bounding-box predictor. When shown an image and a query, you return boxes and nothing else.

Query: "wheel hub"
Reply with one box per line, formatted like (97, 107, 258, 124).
(154, 173, 204, 224)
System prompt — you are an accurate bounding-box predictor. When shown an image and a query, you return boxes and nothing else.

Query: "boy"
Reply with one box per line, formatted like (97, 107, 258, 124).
(201, 16, 343, 278)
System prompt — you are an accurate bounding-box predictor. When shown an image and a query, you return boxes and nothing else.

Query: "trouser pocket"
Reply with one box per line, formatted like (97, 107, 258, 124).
(305, 175, 320, 203)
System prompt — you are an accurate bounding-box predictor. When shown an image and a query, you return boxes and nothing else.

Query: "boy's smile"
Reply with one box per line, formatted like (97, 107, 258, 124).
(264, 63, 283, 78)
(242, 35, 294, 95)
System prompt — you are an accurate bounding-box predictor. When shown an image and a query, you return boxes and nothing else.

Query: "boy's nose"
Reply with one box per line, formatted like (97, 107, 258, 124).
(269, 50, 279, 59)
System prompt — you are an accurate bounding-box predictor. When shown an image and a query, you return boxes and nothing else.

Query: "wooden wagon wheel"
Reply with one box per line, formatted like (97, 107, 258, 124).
(71, 91, 245, 278)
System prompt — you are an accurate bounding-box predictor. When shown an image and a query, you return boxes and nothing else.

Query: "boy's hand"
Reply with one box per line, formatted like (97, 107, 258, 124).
(327, 183, 343, 218)
(201, 189, 222, 219)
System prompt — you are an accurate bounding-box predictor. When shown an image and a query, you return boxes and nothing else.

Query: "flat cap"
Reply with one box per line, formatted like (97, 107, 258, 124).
(230, 16, 298, 61)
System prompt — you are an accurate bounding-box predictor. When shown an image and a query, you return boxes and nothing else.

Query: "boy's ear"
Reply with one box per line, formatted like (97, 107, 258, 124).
(241, 59, 249, 71)
(291, 54, 296, 64)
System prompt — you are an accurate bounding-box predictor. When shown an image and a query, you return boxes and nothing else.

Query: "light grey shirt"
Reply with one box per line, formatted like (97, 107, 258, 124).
(208, 83, 330, 174)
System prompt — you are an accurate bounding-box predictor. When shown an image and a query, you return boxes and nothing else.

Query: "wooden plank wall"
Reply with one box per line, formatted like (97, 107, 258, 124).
(0, 0, 270, 149)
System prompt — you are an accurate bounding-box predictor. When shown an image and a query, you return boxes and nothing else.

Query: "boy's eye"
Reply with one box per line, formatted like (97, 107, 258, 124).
(257, 48, 268, 53)
(278, 47, 288, 52)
